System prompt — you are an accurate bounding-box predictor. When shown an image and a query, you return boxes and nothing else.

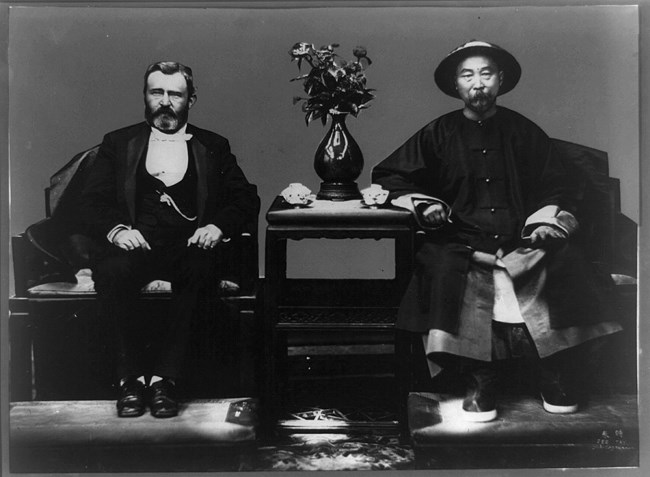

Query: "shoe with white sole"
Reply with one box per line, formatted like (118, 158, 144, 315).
(539, 371, 579, 414)
(461, 368, 498, 422)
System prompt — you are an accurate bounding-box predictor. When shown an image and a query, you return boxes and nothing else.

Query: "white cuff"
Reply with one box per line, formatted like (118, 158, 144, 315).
(107, 224, 131, 243)
(391, 193, 445, 213)
(391, 193, 452, 231)
(521, 205, 579, 239)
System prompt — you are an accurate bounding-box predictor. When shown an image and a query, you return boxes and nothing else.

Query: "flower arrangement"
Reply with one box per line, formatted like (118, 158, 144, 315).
(289, 42, 375, 125)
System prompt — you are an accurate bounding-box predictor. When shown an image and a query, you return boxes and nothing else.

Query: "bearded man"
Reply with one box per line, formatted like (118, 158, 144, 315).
(79, 62, 259, 418)
(372, 41, 621, 422)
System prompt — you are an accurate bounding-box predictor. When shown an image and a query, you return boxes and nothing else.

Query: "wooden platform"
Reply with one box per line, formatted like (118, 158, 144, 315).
(9, 398, 258, 473)
(408, 392, 639, 469)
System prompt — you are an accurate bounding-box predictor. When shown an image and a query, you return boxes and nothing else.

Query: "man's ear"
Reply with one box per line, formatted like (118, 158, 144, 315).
(499, 71, 504, 87)
(188, 94, 197, 109)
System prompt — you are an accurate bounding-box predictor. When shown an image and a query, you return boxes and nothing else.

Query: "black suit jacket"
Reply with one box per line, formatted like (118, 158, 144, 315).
(79, 122, 259, 241)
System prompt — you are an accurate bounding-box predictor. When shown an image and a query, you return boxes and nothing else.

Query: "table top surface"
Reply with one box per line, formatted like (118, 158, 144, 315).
(266, 196, 413, 226)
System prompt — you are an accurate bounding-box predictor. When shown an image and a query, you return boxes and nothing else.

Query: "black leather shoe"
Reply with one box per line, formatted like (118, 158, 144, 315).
(149, 379, 179, 418)
(540, 370, 578, 414)
(461, 368, 498, 422)
(116, 377, 146, 418)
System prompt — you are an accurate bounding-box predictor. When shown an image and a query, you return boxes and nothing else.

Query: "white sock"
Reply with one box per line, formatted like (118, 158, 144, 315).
(120, 375, 146, 387)
(150, 375, 175, 386)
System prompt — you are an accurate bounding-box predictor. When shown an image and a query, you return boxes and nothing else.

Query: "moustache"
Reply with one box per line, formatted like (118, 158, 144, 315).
(153, 106, 177, 117)
(471, 91, 493, 102)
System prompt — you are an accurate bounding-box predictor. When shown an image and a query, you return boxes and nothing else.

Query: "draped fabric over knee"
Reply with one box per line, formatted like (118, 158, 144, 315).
(421, 246, 622, 369)
(397, 241, 473, 334)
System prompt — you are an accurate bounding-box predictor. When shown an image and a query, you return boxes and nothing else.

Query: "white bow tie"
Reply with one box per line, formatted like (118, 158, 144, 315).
(150, 128, 193, 142)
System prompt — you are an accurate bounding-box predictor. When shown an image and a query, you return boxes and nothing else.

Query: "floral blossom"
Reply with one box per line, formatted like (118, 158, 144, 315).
(290, 42, 315, 57)
(353, 46, 372, 64)
(289, 42, 375, 125)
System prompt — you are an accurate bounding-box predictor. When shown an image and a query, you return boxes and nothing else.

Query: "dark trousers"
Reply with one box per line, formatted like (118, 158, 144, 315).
(92, 240, 219, 381)
(430, 322, 589, 395)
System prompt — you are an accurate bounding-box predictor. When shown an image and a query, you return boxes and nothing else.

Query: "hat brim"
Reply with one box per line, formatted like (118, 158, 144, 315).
(434, 44, 521, 98)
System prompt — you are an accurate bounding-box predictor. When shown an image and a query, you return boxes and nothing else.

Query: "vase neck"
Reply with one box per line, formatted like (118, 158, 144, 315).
(330, 113, 348, 122)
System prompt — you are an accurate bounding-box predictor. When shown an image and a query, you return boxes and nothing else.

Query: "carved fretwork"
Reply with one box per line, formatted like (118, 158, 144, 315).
(277, 307, 398, 327)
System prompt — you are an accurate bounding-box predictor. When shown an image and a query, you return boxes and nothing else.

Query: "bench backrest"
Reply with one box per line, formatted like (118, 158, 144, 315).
(551, 138, 614, 270)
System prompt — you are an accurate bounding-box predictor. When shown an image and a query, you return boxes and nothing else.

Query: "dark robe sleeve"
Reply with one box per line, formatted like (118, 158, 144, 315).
(514, 119, 575, 216)
(371, 121, 439, 199)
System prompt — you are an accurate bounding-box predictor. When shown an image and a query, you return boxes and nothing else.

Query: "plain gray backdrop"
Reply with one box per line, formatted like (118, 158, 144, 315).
(7, 3, 639, 281)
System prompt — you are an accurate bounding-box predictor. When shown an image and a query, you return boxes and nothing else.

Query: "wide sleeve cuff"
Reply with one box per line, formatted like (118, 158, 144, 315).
(390, 193, 449, 212)
(391, 193, 452, 230)
(521, 205, 579, 239)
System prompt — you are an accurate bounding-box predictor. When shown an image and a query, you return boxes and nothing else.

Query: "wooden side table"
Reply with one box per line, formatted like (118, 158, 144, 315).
(263, 196, 415, 431)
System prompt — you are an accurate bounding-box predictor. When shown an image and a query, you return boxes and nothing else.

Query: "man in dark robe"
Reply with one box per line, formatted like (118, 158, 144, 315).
(372, 41, 620, 422)
(79, 62, 259, 418)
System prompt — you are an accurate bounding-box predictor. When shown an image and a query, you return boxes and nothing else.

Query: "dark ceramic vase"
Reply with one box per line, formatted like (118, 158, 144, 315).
(313, 113, 363, 200)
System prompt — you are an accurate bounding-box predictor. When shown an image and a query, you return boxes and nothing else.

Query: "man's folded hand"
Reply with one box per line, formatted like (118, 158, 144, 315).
(113, 229, 151, 251)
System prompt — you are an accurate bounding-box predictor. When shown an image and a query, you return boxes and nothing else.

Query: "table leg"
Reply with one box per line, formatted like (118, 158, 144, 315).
(262, 232, 287, 433)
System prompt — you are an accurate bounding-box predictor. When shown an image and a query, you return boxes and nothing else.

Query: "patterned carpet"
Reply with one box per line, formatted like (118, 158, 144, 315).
(245, 346, 414, 470)
(252, 433, 414, 471)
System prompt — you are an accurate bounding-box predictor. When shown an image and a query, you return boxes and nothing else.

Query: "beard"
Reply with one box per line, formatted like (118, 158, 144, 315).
(467, 90, 497, 115)
(145, 104, 189, 133)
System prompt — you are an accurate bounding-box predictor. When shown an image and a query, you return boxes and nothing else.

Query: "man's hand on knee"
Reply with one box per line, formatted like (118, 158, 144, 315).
(419, 202, 449, 227)
(187, 224, 224, 249)
(113, 229, 151, 251)
(529, 225, 567, 245)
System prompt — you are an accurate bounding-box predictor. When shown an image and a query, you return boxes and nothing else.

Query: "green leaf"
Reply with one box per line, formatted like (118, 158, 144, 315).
(290, 74, 309, 82)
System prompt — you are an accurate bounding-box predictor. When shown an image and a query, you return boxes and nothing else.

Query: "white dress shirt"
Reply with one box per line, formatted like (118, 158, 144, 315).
(145, 125, 193, 187)
(106, 125, 194, 242)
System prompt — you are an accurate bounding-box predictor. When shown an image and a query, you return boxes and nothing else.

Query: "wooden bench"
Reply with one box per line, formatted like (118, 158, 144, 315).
(8, 145, 262, 401)
(9, 398, 259, 473)
(407, 392, 638, 469)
